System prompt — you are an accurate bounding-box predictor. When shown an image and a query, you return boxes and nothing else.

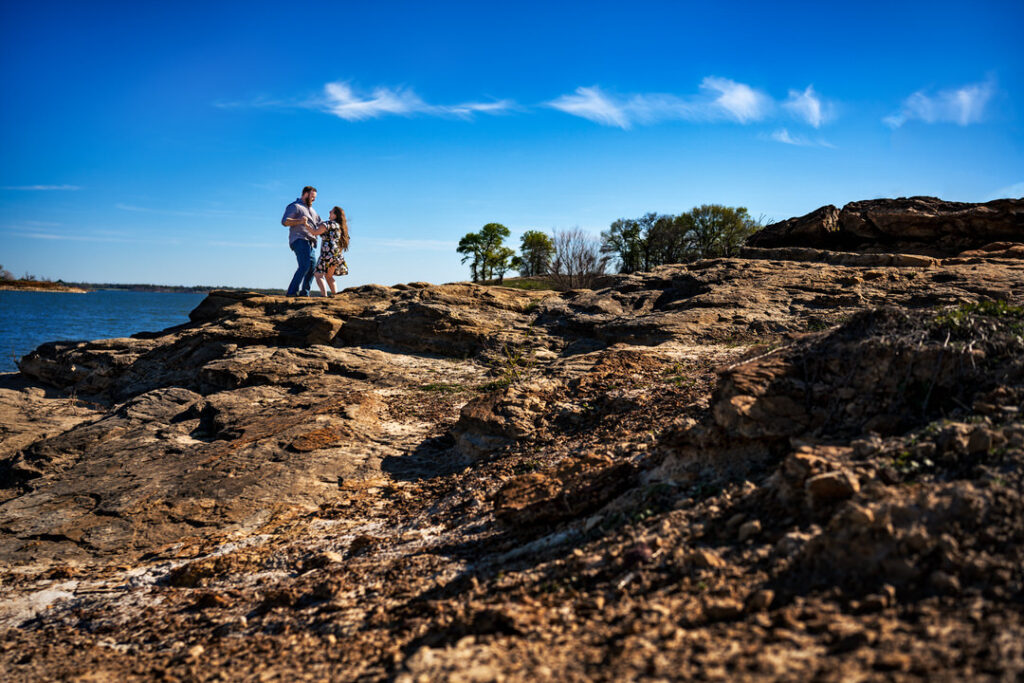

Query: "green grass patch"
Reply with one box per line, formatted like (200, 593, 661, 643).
(477, 378, 512, 392)
(934, 300, 1024, 330)
(523, 300, 542, 314)
(419, 382, 468, 394)
(492, 278, 558, 291)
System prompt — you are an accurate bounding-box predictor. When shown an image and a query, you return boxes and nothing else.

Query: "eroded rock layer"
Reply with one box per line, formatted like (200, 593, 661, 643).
(1, 208, 1023, 680)
(747, 196, 1024, 255)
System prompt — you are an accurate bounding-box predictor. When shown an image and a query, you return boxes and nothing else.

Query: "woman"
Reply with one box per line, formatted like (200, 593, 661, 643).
(312, 206, 350, 297)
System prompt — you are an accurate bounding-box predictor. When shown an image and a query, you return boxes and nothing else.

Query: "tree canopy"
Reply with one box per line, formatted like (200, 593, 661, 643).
(600, 205, 761, 273)
(518, 230, 555, 277)
(457, 223, 514, 282)
(456, 205, 762, 284)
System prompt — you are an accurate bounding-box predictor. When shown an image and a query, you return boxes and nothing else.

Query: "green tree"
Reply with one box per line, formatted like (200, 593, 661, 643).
(457, 232, 486, 282)
(687, 204, 759, 258)
(518, 230, 555, 277)
(458, 223, 513, 282)
(601, 217, 645, 274)
(601, 206, 761, 272)
(646, 213, 690, 267)
(601, 212, 670, 273)
(478, 223, 511, 281)
(488, 246, 518, 283)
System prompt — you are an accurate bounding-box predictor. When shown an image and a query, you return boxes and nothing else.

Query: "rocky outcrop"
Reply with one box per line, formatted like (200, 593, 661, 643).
(747, 196, 1024, 255)
(1, 199, 1023, 681)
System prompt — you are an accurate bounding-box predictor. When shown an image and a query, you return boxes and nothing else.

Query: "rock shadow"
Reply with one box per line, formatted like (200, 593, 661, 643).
(381, 434, 467, 482)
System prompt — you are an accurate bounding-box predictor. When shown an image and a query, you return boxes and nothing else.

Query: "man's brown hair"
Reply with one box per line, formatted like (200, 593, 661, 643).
(301, 186, 317, 207)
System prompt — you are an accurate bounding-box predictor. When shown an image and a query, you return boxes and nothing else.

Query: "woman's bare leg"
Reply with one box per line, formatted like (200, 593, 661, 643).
(314, 272, 327, 297)
(326, 266, 337, 295)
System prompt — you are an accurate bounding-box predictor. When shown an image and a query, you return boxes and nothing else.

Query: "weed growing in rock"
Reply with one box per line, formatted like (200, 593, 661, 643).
(933, 300, 1024, 339)
(662, 362, 698, 388)
(890, 448, 934, 477)
(512, 458, 540, 474)
(485, 342, 535, 389)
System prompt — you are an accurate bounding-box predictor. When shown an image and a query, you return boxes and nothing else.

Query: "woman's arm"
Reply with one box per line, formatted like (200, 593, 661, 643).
(307, 220, 328, 236)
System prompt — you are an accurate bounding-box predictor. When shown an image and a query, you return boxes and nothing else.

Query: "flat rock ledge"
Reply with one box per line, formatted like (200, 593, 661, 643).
(1, 198, 1022, 681)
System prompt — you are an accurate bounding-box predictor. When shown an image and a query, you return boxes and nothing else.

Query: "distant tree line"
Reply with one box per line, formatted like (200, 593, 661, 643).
(601, 205, 761, 274)
(457, 224, 607, 289)
(455, 204, 762, 288)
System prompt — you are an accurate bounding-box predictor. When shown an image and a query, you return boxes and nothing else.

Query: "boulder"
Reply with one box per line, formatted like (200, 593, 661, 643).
(747, 197, 1024, 256)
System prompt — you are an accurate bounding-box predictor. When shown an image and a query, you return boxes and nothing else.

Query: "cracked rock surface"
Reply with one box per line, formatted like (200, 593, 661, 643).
(2, 200, 1024, 680)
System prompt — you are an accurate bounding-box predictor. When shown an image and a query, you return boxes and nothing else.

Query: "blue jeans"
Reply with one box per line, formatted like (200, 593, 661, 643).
(287, 240, 317, 296)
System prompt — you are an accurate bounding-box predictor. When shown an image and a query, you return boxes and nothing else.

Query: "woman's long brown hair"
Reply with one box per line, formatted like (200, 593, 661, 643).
(331, 207, 350, 251)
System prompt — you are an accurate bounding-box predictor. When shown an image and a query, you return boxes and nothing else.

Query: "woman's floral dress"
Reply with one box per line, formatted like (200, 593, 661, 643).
(315, 220, 348, 275)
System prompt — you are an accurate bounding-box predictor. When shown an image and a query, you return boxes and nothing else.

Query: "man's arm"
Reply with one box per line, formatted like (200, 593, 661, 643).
(281, 202, 307, 227)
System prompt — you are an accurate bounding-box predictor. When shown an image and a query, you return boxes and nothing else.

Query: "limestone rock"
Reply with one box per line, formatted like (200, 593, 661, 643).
(748, 197, 1024, 255)
(1, 196, 1023, 681)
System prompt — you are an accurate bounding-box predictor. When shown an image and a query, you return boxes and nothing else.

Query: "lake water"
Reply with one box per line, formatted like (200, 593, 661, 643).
(0, 290, 207, 373)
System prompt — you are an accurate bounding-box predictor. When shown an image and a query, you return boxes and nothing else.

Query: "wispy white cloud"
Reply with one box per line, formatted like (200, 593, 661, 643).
(547, 78, 774, 129)
(116, 203, 242, 218)
(770, 128, 806, 145)
(546, 87, 631, 128)
(22, 232, 130, 243)
(321, 81, 514, 121)
(251, 180, 284, 192)
(18, 231, 185, 245)
(1, 184, 81, 191)
(986, 181, 1024, 200)
(765, 128, 835, 148)
(222, 77, 842, 131)
(884, 78, 996, 128)
(218, 82, 515, 122)
(700, 77, 772, 123)
(4, 224, 184, 245)
(783, 85, 830, 128)
(322, 82, 424, 120)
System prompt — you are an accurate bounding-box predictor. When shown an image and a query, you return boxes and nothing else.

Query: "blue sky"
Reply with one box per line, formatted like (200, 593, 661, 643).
(1, 0, 1022, 288)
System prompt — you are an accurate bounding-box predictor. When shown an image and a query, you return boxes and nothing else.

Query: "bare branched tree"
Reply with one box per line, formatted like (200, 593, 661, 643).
(548, 228, 608, 290)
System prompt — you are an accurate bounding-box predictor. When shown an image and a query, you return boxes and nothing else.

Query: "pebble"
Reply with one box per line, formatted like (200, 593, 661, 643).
(747, 589, 774, 612)
(806, 469, 860, 506)
(967, 428, 993, 455)
(704, 598, 744, 621)
(624, 542, 653, 567)
(726, 513, 746, 529)
(687, 548, 726, 569)
(842, 502, 875, 527)
(738, 520, 761, 542)
(930, 570, 961, 595)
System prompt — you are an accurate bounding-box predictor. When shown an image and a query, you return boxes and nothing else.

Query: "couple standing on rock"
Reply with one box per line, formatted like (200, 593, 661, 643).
(282, 186, 350, 297)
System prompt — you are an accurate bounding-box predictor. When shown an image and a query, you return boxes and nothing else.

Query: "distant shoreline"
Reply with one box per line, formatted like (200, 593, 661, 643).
(0, 281, 88, 293)
(0, 280, 286, 295)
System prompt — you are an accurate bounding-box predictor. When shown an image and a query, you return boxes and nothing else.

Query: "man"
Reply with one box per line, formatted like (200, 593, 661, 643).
(282, 186, 321, 296)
